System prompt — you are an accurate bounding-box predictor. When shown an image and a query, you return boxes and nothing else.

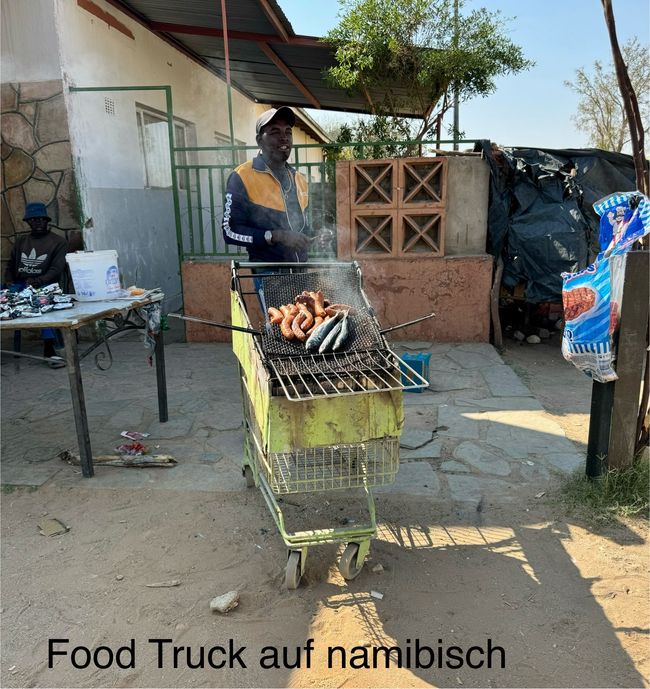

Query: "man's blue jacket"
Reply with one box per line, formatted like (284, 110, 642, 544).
(222, 154, 310, 262)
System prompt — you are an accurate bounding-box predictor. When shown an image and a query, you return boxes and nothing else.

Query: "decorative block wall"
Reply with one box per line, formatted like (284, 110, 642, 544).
(336, 158, 447, 259)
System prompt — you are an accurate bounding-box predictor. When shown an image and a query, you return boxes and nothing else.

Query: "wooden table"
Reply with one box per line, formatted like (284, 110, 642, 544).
(0, 293, 168, 478)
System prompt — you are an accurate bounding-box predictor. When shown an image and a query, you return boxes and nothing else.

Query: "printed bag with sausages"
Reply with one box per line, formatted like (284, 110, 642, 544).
(561, 191, 649, 383)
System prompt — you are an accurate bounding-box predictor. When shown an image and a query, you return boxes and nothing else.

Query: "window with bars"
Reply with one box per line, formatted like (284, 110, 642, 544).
(214, 131, 248, 167)
(136, 104, 196, 189)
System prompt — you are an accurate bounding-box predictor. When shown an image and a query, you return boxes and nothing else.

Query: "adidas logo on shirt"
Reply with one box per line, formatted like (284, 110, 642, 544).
(19, 248, 48, 274)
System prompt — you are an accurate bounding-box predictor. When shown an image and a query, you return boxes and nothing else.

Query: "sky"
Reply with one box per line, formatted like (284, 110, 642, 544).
(277, 0, 649, 149)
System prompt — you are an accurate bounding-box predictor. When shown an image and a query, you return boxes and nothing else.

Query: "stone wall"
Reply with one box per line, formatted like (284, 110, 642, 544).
(1, 79, 81, 278)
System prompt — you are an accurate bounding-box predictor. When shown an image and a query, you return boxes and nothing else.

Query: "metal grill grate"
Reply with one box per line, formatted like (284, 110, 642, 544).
(258, 266, 367, 313)
(268, 349, 429, 401)
(260, 308, 383, 362)
(255, 266, 385, 362)
(233, 263, 430, 400)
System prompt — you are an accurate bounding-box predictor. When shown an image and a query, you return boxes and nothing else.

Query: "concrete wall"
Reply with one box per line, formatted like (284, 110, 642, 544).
(356, 256, 492, 341)
(85, 188, 183, 304)
(445, 156, 489, 256)
(181, 255, 492, 343)
(181, 261, 233, 342)
(1, 0, 62, 83)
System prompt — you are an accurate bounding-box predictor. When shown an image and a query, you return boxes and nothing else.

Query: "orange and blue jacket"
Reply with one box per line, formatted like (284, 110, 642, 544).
(222, 154, 310, 262)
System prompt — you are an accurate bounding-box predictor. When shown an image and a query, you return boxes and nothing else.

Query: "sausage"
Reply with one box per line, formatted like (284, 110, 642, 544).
(305, 315, 324, 337)
(309, 290, 327, 317)
(328, 303, 355, 313)
(280, 305, 298, 340)
(268, 307, 283, 324)
(291, 311, 307, 341)
(325, 304, 354, 316)
(295, 293, 316, 314)
(297, 303, 314, 331)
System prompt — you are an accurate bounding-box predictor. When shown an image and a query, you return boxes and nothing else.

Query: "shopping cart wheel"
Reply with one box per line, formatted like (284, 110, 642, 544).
(285, 550, 302, 590)
(243, 465, 254, 488)
(338, 542, 364, 580)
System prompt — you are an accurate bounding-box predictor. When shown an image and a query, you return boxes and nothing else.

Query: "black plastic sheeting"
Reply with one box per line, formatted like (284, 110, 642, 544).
(476, 141, 640, 302)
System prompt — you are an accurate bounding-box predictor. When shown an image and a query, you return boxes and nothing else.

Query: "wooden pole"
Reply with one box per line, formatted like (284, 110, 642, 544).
(490, 255, 504, 351)
(608, 251, 650, 467)
(601, 0, 647, 196)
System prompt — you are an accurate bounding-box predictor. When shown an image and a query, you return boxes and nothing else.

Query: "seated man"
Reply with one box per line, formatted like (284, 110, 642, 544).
(4, 202, 68, 367)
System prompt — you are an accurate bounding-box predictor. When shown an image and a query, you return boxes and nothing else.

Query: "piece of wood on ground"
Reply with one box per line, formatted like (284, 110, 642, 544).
(59, 450, 176, 468)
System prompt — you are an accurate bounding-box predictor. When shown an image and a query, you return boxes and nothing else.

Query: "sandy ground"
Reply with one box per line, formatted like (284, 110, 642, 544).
(1, 339, 648, 688)
(501, 339, 591, 452)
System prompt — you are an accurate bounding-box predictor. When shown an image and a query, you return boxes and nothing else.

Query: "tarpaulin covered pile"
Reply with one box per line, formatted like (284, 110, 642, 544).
(476, 141, 640, 302)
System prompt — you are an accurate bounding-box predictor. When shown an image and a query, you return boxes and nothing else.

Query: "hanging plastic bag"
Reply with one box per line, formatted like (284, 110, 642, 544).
(595, 191, 650, 257)
(561, 191, 649, 382)
(561, 256, 619, 382)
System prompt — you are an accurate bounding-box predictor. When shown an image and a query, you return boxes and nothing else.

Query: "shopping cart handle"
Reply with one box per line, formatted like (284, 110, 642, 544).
(168, 313, 262, 336)
(380, 312, 436, 335)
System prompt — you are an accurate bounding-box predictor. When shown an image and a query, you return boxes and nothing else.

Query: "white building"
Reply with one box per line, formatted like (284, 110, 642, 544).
(2, 0, 333, 309)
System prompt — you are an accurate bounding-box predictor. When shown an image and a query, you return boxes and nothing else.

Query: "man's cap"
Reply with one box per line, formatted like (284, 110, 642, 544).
(23, 202, 51, 221)
(256, 106, 296, 135)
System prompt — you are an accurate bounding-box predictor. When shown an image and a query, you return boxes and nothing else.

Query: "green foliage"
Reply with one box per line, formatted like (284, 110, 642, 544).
(564, 37, 650, 152)
(1, 484, 38, 494)
(557, 453, 649, 524)
(323, 0, 533, 140)
(335, 116, 419, 159)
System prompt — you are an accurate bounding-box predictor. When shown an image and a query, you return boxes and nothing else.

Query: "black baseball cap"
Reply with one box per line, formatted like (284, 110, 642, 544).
(256, 106, 296, 135)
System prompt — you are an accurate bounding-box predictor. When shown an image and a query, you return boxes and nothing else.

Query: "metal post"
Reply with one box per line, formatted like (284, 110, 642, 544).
(586, 380, 615, 478)
(154, 330, 168, 423)
(452, 0, 459, 151)
(164, 85, 186, 276)
(62, 329, 94, 478)
(220, 0, 237, 165)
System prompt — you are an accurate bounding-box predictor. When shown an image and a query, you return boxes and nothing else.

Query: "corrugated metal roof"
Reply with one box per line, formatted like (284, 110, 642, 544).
(108, 0, 432, 117)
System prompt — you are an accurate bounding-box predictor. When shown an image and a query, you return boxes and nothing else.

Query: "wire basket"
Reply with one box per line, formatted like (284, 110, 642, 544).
(255, 437, 400, 495)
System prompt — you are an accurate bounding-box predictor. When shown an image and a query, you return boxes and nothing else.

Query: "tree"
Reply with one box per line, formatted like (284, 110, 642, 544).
(336, 116, 417, 158)
(565, 36, 650, 154)
(323, 0, 532, 142)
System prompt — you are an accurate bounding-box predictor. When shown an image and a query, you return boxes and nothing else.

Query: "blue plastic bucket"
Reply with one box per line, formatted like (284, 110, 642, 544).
(400, 352, 431, 392)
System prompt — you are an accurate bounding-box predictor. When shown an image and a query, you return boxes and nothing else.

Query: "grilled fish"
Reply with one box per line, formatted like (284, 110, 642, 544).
(332, 312, 350, 351)
(305, 311, 343, 351)
(319, 318, 344, 354)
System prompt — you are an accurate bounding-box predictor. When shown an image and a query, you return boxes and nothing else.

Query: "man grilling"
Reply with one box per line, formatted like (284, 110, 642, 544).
(222, 106, 312, 262)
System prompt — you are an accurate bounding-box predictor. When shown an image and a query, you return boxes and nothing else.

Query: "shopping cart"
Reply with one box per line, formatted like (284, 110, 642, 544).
(229, 261, 432, 588)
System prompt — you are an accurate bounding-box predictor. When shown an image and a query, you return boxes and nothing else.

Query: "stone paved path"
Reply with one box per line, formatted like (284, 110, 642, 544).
(1, 340, 584, 503)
